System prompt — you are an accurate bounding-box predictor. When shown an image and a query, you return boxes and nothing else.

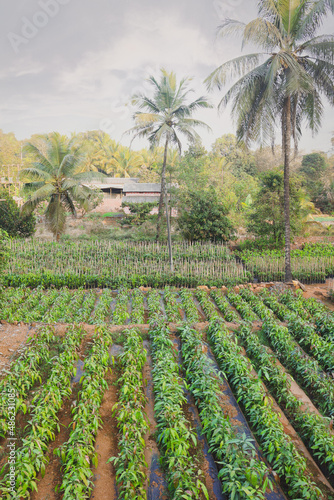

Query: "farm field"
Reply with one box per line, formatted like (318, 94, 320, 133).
(3, 241, 334, 289)
(0, 287, 334, 499)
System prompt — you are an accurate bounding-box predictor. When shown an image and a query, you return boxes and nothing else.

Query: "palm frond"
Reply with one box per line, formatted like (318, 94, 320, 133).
(205, 53, 262, 90)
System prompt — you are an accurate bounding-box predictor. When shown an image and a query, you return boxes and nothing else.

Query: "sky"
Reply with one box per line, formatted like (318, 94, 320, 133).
(1, 0, 334, 154)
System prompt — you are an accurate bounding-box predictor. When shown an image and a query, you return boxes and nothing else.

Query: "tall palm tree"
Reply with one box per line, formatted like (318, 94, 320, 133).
(20, 132, 104, 241)
(128, 69, 212, 244)
(206, 0, 334, 281)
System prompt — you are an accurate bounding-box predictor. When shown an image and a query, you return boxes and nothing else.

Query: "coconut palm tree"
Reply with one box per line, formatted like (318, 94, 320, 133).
(107, 148, 143, 177)
(206, 0, 334, 281)
(128, 69, 212, 245)
(20, 132, 104, 241)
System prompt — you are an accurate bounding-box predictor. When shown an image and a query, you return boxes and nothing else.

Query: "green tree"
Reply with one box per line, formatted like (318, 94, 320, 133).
(178, 187, 235, 242)
(128, 69, 212, 244)
(211, 134, 256, 179)
(0, 188, 36, 237)
(121, 201, 157, 226)
(247, 171, 304, 246)
(206, 0, 334, 281)
(300, 152, 328, 204)
(20, 132, 103, 241)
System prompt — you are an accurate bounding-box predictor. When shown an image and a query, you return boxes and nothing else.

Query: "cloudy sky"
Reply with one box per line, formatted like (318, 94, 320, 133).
(1, 0, 334, 153)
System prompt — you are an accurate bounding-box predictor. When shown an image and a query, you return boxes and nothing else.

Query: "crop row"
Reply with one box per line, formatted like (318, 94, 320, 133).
(0, 325, 84, 498)
(208, 320, 322, 500)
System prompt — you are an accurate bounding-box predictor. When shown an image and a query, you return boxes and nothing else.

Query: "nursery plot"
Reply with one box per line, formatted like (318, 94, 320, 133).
(1, 287, 334, 499)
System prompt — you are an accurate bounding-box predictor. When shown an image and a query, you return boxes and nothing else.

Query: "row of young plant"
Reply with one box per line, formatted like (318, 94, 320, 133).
(109, 328, 149, 499)
(0, 325, 56, 437)
(244, 289, 334, 374)
(179, 325, 272, 499)
(237, 324, 334, 479)
(55, 326, 113, 499)
(237, 289, 334, 416)
(112, 288, 130, 325)
(164, 286, 182, 322)
(278, 290, 334, 341)
(261, 320, 334, 419)
(179, 288, 201, 322)
(150, 322, 208, 499)
(208, 320, 323, 500)
(131, 288, 145, 324)
(0, 325, 84, 498)
(210, 289, 239, 322)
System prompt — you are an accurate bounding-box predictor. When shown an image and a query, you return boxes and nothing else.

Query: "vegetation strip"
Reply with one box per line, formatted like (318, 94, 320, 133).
(179, 288, 200, 323)
(179, 324, 272, 499)
(112, 288, 131, 325)
(42, 287, 73, 323)
(55, 326, 113, 499)
(0, 325, 56, 437)
(108, 328, 149, 499)
(262, 320, 334, 418)
(208, 319, 322, 500)
(210, 289, 239, 322)
(226, 291, 258, 322)
(195, 289, 220, 320)
(88, 288, 113, 325)
(147, 289, 164, 322)
(131, 288, 145, 324)
(0, 324, 84, 498)
(150, 322, 208, 499)
(164, 286, 181, 323)
(239, 288, 275, 321)
(237, 323, 334, 478)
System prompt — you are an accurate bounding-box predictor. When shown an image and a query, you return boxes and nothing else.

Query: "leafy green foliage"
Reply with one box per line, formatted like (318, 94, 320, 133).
(112, 288, 130, 325)
(164, 286, 181, 323)
(121, 202, 157, 226)
(210, 289, 239, 322)
(238, 324, 334, 478)
(0, 325, 56, 438)
(150, 322, 206, 499)
(131, 289, 145, 324)
(178, 187, 235, 242)
(180, 325, 271, 499)
(55, 327, 112, 499)
(247, 172, 305, 246)
(109, 328, 149, 499)
(195, 289, 220, 320)
(208, 320, 322, 500)
(0, 188, 36, 237)
(262, 320, 334, 418)
(227, 291, 259, 322)
(179, 289, 200, 323)
(0, 325, 84, 498)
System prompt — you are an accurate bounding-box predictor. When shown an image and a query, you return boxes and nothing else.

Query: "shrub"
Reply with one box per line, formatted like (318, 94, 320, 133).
(177, 187, 235, 242)
(0, 189, 36, 237)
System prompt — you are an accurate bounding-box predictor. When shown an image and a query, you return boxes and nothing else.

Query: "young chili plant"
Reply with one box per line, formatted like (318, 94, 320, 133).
(208, 320, 322, 500)
(108, 328, 149, 500)
(179, 325, 272, 499)
(150, 321, 208, 500)
(55, 326, 113, 499)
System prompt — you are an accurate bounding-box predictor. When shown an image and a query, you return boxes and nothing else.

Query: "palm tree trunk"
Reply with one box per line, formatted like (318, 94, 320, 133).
(156, 137, 169, 241)
(282, 96, 293, 282)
